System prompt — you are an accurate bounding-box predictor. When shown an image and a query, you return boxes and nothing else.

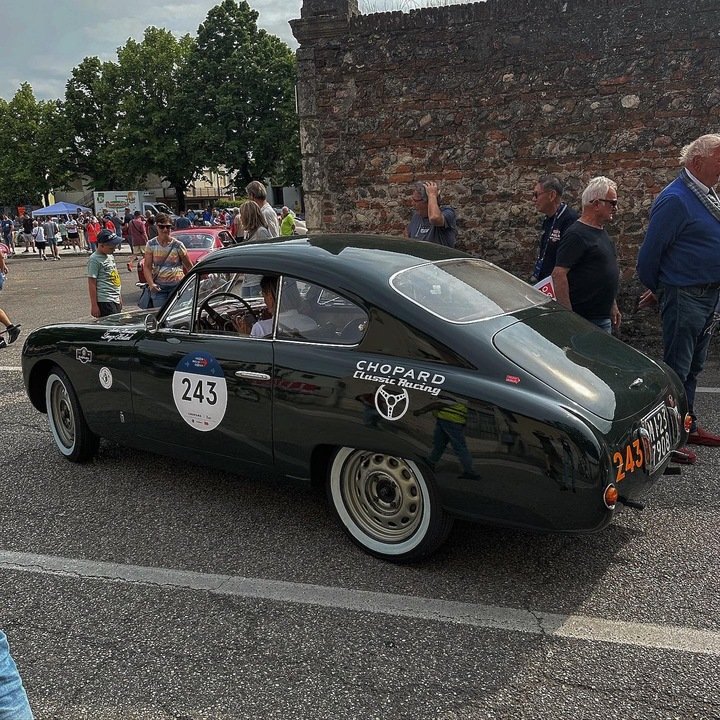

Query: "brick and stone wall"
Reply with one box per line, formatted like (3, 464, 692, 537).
(291, 0, 720, 345)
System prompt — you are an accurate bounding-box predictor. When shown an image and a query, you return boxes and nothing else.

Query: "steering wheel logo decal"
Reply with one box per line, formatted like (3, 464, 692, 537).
(374, 385, 410, 421)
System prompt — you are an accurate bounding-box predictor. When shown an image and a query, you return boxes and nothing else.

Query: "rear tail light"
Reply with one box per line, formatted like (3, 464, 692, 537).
(603, 484, 618, 510)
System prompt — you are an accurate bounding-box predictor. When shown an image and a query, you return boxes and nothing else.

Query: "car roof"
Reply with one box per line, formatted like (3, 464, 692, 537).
(196, 234, 469, 295)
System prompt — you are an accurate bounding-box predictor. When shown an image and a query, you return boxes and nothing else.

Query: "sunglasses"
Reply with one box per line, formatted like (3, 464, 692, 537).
(596, 199, 618, 208)
(158, 224, 172, 229)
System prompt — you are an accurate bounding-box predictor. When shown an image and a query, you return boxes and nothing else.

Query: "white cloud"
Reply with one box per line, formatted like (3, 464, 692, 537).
(0, 0, 303, 101)
(0, 0, 469, 101)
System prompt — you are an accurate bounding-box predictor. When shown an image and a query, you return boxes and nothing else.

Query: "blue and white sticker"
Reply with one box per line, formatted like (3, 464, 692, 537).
(172, 352, 227, 432)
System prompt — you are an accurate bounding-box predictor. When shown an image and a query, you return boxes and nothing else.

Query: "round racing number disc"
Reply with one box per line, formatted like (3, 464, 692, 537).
(172, 352, 228, 432)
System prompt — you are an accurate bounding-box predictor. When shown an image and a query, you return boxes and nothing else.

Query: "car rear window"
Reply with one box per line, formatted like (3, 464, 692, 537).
(174, 233, 214, 249)
(389, 258, 548, 323)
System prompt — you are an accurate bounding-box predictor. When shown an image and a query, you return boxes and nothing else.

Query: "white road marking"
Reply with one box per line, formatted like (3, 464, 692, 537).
(0, 366, 22, 372)
(1, 550, 718, 657)
(696, 386, 720, 393)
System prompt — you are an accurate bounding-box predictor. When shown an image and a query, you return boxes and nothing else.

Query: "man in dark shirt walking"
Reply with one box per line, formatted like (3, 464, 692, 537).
(20, 215, 35, 253)
(551, 176, 621, 333)
(530, 175, 578, 283)
(174, 210, 192, 229)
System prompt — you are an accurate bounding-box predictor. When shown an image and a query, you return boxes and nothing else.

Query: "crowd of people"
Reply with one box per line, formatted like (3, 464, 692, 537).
(1, 192, 301, 262)
(84, 182, 294, 317)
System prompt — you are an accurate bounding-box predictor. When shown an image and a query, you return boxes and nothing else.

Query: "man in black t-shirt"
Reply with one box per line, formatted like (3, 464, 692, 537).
(20, 215, 35, 252)
(530, 175, 578, 282)
(551, 176, 621, 333)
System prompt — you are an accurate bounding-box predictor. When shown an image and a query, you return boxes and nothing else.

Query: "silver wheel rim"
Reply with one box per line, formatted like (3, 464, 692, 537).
(338, 451, 424, 544)
(49, 377, 75, 450)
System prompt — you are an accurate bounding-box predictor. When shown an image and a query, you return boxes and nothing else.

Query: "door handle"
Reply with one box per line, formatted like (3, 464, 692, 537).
(234, 371, 271, 381)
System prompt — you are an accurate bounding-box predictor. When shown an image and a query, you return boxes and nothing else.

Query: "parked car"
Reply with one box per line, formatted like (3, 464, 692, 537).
(22, 235, 688, 561)
(136, 227, 235, 284)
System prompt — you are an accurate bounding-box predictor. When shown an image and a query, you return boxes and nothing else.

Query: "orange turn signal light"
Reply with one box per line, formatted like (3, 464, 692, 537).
(603, 484, 618, 509)
(684, 413, 692, 433)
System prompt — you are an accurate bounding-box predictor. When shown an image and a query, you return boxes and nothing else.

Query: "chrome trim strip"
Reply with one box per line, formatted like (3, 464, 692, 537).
(234, 371, 271, 380)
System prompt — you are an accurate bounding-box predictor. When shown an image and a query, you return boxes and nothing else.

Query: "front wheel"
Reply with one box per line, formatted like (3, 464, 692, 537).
(328, 448, 453, 562)
(45, 369, 100, 462)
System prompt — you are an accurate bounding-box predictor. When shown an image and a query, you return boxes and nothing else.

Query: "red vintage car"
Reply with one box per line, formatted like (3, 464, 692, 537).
(136, 227, 236, 283)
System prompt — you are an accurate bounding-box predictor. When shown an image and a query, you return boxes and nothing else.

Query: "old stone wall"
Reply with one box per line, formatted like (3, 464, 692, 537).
(291, 0, 720, 344)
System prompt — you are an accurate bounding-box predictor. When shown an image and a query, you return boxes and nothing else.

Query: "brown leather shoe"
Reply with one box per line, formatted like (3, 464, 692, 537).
(687, 427, 720, 447)
(670, 447, 697, 464)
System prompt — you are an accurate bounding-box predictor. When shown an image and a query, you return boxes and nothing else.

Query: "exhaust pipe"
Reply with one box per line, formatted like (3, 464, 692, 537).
(618, 496, 645, 511)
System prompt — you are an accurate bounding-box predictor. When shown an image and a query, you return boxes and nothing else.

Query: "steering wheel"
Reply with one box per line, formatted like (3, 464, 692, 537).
(200, 292, 257, 332)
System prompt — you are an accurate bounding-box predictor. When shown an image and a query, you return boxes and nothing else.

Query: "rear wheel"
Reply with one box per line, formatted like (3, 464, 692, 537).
(45, 369, 100, 462)
(328, 447, 453, 562)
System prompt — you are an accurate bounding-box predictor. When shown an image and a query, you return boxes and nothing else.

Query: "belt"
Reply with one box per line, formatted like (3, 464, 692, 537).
(691, 282, 720, 291)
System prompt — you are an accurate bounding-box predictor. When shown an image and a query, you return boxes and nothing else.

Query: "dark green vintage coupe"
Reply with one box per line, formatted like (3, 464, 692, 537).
(22, 236, 688, 561)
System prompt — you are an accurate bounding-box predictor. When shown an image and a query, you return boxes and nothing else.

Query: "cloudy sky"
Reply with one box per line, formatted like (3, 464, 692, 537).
(1, 0, 469, 101)
(0, 0, 304, 101)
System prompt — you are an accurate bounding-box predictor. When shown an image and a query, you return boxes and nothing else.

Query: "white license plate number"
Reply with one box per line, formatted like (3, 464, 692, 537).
(642, 404, 672, 471)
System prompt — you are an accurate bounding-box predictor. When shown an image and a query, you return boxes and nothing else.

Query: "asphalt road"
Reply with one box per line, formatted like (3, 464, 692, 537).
(1, 247, 719, 719)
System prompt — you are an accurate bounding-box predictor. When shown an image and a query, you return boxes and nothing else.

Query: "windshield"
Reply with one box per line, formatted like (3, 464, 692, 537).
(173, 232, 214, 250)
(390, 258, 548, 323)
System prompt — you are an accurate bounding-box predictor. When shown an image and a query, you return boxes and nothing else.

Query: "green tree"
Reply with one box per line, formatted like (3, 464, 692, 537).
(63, 57, 137, 189)
(35, 99, 76, 206)
(113, 27, 205, 209)
(189, 0, 300, 188)
(0, 83, 72, 207)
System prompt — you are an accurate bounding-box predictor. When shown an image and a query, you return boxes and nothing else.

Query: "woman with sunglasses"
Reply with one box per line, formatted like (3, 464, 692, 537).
(143, 213, 193, 307)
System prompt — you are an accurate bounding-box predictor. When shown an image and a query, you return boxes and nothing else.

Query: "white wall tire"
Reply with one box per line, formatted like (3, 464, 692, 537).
(45, 369, 99, 463)
(328, 447, 453, 562)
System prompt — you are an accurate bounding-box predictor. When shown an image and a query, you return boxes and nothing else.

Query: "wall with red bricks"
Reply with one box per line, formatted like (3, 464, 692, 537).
(292, 0, 720, 344)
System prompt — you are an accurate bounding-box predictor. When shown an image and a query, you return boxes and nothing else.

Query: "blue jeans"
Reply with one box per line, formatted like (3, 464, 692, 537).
(658, 284, 719, 423)
(588, 317, 612, 333)
(0, 631, 33, 720)
(150, 282, 179, 308)
(428, 419, 474, 474)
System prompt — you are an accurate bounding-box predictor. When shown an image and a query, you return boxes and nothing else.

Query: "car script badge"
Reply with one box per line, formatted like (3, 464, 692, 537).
(374, 385, 410, 421)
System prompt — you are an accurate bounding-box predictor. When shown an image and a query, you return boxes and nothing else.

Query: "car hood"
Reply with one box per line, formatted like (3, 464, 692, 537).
(493, 310, 672, 421)
(94, 308, 157, 326)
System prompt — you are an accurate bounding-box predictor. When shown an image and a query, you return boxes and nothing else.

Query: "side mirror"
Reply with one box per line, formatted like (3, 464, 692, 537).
(144, 313, 159, 334)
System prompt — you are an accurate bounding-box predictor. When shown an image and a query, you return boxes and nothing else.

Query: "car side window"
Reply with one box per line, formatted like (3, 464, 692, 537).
(193, 271, 268, 336)
(276, 277, 368, 344)
(160, 275, 197, 331)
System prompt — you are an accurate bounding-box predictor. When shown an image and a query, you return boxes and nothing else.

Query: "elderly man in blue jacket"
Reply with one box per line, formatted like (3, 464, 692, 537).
(637, 133, 720, 464)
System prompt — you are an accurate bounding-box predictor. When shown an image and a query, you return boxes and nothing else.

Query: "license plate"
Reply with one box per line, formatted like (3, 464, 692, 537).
(641, 403, 673, 472)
